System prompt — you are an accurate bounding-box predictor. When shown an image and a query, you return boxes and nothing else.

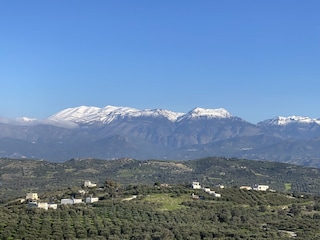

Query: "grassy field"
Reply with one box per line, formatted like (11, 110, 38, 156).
(144, 193, 190, 211)
(284, 183, 292, 191)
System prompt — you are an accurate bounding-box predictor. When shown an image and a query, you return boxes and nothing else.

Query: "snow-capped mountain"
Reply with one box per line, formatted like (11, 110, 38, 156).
(49, 105, 184, 124)
(258, 116, 320, 126)
(1, 105, 320, 167)
(177, 107, 232, 122)
(257, 115, 320, 140)
(49, 105, 233, 124)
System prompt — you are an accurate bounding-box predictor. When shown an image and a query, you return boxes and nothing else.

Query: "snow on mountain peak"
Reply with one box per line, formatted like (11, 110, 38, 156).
(175, 107, 233, 122)
(49, 105, 234, 124)
(259, 116, 320, 126)
(139, 109, 184, 121)
(49, 105, 184, 124)
(179, 107, 232, 120)
(49, 105, 136, 124)
(49, 106, 101, 123)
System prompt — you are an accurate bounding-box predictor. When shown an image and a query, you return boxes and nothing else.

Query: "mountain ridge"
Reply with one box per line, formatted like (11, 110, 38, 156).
(48, 105, 235, 125)
(2, 105, 319, 127)
(1, 105, 320, 166)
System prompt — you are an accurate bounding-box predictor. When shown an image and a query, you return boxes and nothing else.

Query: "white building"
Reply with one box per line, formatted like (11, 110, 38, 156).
(212, 192, 221, 198)
(86, 197, 99, 203)
(48, 203, 58, 209)
(78, 189, 86, 195)
(84, 180, 97, 188)
(191, 193, 199, 199)
(61, 198, 83, 205)
(61, 199, 73, 205)
(36, 202, 57, 210)
(73, 198, 83, 204)
(26, 193, 39, 201)
(37, 202, 48, 210)
(204, 188, 221, 197)
(253, 184, 269, 191)
(192, 181, 201, 189)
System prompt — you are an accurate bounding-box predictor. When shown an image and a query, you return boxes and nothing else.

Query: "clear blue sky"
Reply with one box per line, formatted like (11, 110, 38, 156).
(1, 1, 319, 123)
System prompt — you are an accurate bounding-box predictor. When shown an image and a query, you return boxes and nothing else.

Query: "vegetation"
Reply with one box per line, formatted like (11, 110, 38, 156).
(1, 156, 320, 239)
(1, 156, 320, 201)
(143, 193, 189, 211)
(1, 183, 320, 239)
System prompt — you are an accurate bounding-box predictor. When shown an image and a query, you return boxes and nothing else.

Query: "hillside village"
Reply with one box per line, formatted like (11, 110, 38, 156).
(2, 176, 320, 239)
(23, 180, 99, 210)
(191, 181, 271, 199)
(21, 178, 273, 211)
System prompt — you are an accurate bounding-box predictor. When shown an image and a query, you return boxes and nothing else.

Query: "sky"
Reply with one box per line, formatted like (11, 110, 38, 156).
(0, 1, 319, 123)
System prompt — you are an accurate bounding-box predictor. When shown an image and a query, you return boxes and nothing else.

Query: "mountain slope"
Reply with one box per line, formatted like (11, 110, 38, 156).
(1, 105, 320, 166)
(258, 116, 320, 139)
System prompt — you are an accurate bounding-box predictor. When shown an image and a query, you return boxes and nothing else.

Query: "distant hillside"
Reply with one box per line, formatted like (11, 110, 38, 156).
(1, 157, 320, 201)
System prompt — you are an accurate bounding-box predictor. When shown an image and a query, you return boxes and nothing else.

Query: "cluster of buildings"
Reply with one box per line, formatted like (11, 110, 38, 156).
(192, 181, 223, 198)
(240, 184, 270, 191)
(26, 180, 99, 210)
(25, 180, 272, 210)
(191, 181, 271, 200)
(60, 196, 99, 205)
(26, 192, 58, 210)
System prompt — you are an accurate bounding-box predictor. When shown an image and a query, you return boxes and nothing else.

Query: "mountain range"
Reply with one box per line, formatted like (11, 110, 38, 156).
(1, 105, 320, 167)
